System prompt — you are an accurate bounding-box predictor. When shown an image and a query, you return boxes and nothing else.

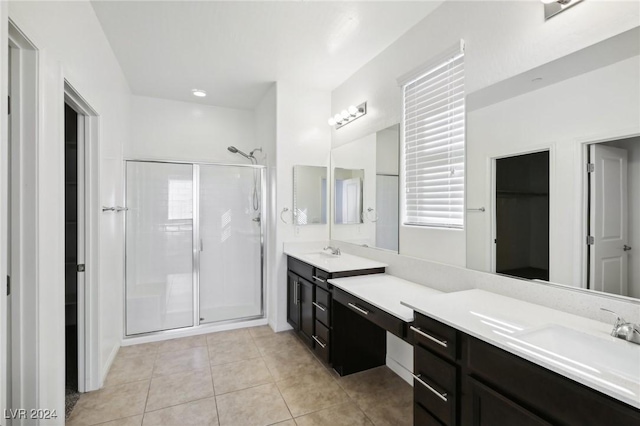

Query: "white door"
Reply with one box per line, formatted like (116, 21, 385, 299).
(589, 144, 629, 295)
(341, 178, 362, 224)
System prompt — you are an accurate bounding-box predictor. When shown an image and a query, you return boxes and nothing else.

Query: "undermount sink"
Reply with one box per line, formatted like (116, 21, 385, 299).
(303, 251, 340, 260)
(507, 325, 640, 388)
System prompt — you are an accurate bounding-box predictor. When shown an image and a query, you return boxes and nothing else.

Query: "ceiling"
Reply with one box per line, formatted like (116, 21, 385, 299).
(91, 1, 443, 109)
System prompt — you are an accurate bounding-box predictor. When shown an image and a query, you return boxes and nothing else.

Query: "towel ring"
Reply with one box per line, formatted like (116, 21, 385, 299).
(280, 207, 290, 224)
(364, 207, 379, 222)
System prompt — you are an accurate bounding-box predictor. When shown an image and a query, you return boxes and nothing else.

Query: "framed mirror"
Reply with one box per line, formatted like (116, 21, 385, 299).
(330, 124, 400, 251)
(293, 165, 327, 225)
(465, 27, 640, 301)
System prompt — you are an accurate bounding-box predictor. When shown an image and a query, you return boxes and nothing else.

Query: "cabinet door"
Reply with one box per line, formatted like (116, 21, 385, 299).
(469, 378, 550, 426)
(287, 271, 300, 330)
(299, 278, 314, 343)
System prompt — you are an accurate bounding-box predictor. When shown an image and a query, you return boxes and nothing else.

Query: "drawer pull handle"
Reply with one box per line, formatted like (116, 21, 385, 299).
(312, 275, 326, 283)
(312, 335, 327, 348)
(348, 302, 369, 315)
(412, 374, 448, 402)
(410, 326, 448, 348)
(313, 302, 327, 312)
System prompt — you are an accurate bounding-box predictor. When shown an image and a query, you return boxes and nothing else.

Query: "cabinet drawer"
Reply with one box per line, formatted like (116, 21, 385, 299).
(288, 257, 314, 282)
(334, 288, 405, 338)
(412, 313, 458, 361)
(314, 287, 331, 326)
(312, 320, 330, 363)
(414, 345, 457, 426)
(312, 268, 331, 291)
(415, 403, 446, 426)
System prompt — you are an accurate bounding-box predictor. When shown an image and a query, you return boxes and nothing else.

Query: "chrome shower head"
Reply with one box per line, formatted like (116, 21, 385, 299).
(227, 146, 252, 160)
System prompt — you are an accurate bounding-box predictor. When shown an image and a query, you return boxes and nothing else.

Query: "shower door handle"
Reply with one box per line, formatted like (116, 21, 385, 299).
(200, 239, 204, 252)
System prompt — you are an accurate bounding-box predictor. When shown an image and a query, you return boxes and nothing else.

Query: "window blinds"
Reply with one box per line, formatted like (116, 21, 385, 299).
(403, 51, 465, 228)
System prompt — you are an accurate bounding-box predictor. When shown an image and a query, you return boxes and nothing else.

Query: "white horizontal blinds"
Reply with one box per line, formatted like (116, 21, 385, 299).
(404, 52, 465, 228)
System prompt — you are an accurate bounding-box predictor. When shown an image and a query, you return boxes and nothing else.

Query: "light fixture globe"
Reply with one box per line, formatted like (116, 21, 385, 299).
(334, 113, 343, 124)
(328, 117, 336, 126)
(341, 110, 350, 120)
(348, 105, 358, 116)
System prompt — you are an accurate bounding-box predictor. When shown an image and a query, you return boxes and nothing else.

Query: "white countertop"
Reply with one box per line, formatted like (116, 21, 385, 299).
(402, 289, 640, 409)
(328, 274, 443, 322)
(285, 248, 387, 273)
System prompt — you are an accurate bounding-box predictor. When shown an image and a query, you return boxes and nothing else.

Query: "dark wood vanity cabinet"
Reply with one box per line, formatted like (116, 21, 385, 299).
(412, 312, 640, 426)
(286, 256, 384, 365)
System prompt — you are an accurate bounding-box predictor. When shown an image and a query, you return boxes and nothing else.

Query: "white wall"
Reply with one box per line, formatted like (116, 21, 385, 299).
(128, 95, 255, 163)
(7, 1, 131, 422)
(331, 0, 639, 267)
(272, 82, 331, 331)
(466, 56, 640, 287)
(603, 137, 640, 299)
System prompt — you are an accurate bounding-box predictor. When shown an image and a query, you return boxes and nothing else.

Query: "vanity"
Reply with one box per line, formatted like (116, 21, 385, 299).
(404, 290, 640, 425)
(285, 250, 386, 365)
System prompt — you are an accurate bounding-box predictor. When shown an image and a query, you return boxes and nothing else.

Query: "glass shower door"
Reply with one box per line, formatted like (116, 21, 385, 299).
(125, 162, 195, 335)
(198, 165, 263, 324)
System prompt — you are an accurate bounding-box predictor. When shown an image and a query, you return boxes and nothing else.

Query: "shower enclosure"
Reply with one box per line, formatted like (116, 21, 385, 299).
(124, 160, 265, 336)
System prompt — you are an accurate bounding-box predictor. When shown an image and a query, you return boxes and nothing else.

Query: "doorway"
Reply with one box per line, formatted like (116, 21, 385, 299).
(587, 137, 638, 297)
(494, 151, 550, 281)
(64, 102, 83, 411)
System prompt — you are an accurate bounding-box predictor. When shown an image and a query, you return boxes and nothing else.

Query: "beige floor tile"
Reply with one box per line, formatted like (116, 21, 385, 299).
(253, 331, 304, 356)
(248, 325, 275, 339)
(96, 415, 143, 426)
(117, 343, 160, 359)
(276, 368, 349, 417)
(294, 403, 372, 426)
(67, 380, 149, 426)
(105, 354, 156, 387)
(153, 346, 209, 376)
(360, 394, 413, 426)
(216, 383, 291, 426)
(208, 338, 261, 366)
(270, 421, 296, 426)
(337, 366, 409, 408)
(262, 346, 324, 382)
(156, 335, 207, 353)
(142, 397, 218, 426)
(206, 328, 252, 346)
(211, 358, 273, 395)
(146, 368, 214, 412)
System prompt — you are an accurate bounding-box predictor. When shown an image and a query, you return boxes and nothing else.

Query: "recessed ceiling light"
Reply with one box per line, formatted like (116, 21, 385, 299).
(192, 89, 207, 97)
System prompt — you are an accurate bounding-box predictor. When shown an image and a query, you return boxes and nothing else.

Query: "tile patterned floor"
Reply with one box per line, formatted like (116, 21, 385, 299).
(67, 326, 413, 426)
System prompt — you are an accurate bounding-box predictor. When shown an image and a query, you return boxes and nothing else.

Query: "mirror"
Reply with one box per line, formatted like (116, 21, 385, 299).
(466, 28, 640, 300)
(293, 165, 327, 225)
(330, 124, 400, 251)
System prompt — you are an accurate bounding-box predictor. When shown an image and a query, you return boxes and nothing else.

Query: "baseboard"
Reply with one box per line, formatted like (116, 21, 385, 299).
(101, 343, 120, 387)
(386, 355, 414, 386)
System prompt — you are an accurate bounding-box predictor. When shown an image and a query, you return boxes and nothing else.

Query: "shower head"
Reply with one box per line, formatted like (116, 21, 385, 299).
(227, 146, 252, 160)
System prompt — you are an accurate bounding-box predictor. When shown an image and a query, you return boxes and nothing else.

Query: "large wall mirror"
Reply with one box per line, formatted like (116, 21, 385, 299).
(293, 165, 328, 225)
(466, 27, 640, 301)
(330, 124, 400, 251)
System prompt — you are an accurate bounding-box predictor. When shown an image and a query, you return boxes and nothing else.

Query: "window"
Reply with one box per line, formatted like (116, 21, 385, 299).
(401, 46, 465, 228)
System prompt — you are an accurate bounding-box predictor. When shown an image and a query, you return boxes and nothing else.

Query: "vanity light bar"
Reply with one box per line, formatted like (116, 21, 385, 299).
(328, 102, 367, 129)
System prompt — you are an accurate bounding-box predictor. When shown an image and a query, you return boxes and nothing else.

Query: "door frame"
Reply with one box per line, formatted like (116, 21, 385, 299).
(63, 82, 100, 392)
(6, 20, 39, 421)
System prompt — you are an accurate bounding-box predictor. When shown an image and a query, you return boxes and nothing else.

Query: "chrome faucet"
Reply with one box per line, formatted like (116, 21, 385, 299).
(324, 246, 341, 256)
(601, 308, 640, 345)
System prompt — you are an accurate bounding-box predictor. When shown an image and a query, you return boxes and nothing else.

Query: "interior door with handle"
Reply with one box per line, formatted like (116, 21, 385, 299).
(589, 144, 629, 295)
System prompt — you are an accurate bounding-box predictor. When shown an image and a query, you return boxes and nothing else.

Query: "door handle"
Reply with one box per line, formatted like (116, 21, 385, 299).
(623, 245, 632, 251)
